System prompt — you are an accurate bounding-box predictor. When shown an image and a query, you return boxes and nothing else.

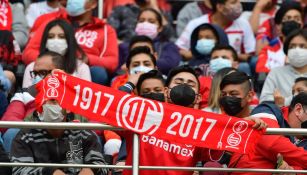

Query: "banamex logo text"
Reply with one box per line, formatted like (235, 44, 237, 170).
(116, 95, 164, 135)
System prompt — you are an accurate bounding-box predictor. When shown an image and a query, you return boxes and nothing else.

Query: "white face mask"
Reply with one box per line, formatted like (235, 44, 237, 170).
(288, 47, 307, 68)
(129, 66, 153, 75)
(46, 38, 68, 56)
(39, 104, 64, 122)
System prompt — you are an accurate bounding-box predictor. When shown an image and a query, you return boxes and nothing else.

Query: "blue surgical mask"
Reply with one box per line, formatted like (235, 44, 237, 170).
(195, 39, 215, 55)
(66, 0, 86, 17)
(32, 75, 43, 85)
(209, 57, 232, 73)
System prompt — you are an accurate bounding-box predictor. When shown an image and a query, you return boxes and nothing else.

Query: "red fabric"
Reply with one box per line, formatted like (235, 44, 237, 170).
(256, 40, 284, 73)
(121, 131, 223, 175)
(23, 9, 119, 73)
(103, 0, 134, 17)
(199, 76, 212, 109)
(0, 100, 36, 133)
(281, 106, 289, 121)
(256, 19, 273, 41)
(0, 0, 12, 31)
(111, 74, 128, 90)
(35, 71, 264, 155)
(104, 130, 121, 141)
(229, 115, 307, 174)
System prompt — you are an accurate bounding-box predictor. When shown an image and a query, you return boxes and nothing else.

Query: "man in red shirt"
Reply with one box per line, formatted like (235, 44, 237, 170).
(218, 71, 307, 174)
(22, 0, 118, 85)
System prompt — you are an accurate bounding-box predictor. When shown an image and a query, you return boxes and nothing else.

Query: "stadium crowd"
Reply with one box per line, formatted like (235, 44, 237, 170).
(0, 0, 306, 174)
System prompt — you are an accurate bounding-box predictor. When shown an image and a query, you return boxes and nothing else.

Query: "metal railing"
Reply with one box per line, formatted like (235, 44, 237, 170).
(0, 121, 307, 174)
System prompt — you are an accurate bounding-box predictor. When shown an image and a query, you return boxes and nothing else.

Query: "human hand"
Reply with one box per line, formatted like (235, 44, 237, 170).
(78, 168, 94, 175)
(53, 169, 66, 175)
(255, 0, 273, 10)
(275, 154, 295, 175)
(128, 72, 143, 86)
(274, 89, 285, 107)
(244, 117, 268, 130)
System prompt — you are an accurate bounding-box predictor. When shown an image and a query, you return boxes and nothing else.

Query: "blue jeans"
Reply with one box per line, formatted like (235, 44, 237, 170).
(2, 128, 20, 153)
(90, 66, 109, 86)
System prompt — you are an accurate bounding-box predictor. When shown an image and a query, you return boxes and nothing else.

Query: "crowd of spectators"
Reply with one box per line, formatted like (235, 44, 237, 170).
(0, 0, 306, 174)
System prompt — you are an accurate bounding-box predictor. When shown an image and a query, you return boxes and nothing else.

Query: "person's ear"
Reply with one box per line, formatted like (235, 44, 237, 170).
(164, 87, 170, 101)
(196, 93, 202, 105)
(294, 103, 304, 118)
(246, 90, 255, 103)
(86, 0, 97, 11)
(232, 61, 239, 69)
(154, 52, 158, 60)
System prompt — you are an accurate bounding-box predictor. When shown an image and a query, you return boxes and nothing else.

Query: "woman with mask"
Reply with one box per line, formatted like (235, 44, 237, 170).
(256, 1, 304, 74)
(22, 19, 91, 88)
(260, 29, 307, 106)
(119, 8, 180, 75)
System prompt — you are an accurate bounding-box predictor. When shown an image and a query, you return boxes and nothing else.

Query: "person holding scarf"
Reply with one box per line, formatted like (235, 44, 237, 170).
(218, 71, 307, 173)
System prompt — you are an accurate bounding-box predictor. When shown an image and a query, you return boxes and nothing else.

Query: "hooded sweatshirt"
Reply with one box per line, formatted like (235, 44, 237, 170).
(189, 23, 229, 67)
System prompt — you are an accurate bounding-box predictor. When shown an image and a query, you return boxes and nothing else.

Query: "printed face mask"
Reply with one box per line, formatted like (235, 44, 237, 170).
(39, 104, 65, 122)
(130, 66, 153, 75)
(135, 22, 158, 39)
(46, 38, 68, 56)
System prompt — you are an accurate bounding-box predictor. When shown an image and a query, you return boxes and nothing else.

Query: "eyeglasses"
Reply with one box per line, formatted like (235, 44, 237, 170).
(30, 70, 52, 78)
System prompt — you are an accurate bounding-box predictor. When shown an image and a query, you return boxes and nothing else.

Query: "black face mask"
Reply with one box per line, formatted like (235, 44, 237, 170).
(281, 21, 301, 36)
(169, 84, 196, 107)
(219, 96, 243, 116)
(141, 92, 165, 102)
(302, 120, 307, 128)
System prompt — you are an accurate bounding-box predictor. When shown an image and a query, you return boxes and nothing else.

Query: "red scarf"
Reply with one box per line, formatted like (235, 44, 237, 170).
(35, 71, 264, 156)
(0, 0, 12, 31)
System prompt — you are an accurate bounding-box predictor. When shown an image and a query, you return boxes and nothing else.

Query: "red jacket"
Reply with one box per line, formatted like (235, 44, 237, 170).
(229, 113, 307, 174)
(0, 100, 36, 133)
(23, 8, 119, 73)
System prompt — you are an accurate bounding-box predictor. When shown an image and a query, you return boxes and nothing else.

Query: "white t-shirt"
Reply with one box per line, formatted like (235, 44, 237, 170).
(176, 14, 256, 54)
(26, 1, 59, 28)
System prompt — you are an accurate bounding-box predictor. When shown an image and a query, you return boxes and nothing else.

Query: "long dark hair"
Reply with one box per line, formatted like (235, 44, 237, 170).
(283, 29, 307, 54)
(39, 19, 86, 74)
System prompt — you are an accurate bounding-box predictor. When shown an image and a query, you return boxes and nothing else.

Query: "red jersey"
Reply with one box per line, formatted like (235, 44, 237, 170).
(23, 8, 119, 73)
(229, 113, 307, 175)
(122, 132, 223, 175)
